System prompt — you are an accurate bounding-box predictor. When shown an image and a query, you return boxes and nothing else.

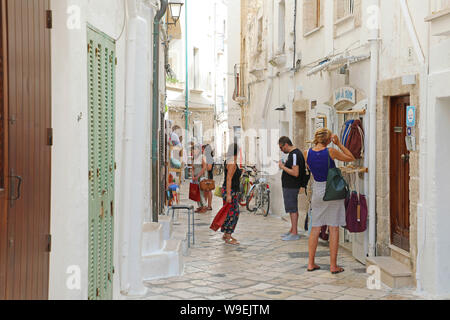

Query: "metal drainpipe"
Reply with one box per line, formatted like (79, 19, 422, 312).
(293, 0, 297, 70)
(152, 0, 168, 223)
(185, 0, 189, 149)
(368, 0, 380, 257)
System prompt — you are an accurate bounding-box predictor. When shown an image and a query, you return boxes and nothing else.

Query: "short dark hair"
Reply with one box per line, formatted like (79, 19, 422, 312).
(279, 137, 293, 147)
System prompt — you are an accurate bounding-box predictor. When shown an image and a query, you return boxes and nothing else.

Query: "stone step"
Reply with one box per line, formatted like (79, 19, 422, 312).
(141, 239, 184, 281)
(142, 222, 164, 255)
(171, 229, 190, 257)
(158, 215, 173, 240)
(366, 256, 414, 289)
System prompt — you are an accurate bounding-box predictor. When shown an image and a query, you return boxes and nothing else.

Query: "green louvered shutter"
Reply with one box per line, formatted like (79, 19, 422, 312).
(87, 26, 116, 301)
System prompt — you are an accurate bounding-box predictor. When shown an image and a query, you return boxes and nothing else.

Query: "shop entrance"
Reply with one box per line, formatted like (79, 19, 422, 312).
(0, 0, 52, 299)
(389, 95, 411, 252)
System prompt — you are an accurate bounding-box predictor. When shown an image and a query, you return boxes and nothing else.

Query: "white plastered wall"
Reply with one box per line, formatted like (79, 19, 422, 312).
(49, 0, 159, 300)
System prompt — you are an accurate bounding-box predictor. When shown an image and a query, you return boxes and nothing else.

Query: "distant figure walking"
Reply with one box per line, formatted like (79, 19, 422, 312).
(221, 143, 242, 245)
(203, 144, 215, 211)
(192, 143, 208, 213)
(304, 128, 355, 274)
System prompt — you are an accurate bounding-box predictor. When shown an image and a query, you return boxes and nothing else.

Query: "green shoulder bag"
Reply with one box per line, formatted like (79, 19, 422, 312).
(323, 149, 350, 202)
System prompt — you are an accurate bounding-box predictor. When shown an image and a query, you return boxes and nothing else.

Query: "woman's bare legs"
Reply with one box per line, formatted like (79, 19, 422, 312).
(206, 191, 213, 209)
(329, 226, 344, 273)
(308, 227, 322, 270)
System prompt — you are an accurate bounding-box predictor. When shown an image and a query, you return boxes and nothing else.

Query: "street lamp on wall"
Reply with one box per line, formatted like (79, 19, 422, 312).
(168, 0, 184, 26)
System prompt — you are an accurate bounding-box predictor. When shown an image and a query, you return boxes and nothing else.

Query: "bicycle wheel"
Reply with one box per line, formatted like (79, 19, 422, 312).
(246, 187, 258, 213)
(261, 189, 270, 217)
(239, 179, 250, 206)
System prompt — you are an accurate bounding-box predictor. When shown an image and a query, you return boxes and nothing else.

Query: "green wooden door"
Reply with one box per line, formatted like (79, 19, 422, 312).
(87, 26, 116, 300)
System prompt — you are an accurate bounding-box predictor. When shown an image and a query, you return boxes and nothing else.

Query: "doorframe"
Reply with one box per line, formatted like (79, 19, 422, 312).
(376, 76, 420, 284)
(389, 94, 411, 252)
(0, 0, 9, 300)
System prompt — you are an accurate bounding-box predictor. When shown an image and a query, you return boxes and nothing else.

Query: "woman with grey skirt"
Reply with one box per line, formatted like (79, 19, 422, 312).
(304, 128, 356, 274)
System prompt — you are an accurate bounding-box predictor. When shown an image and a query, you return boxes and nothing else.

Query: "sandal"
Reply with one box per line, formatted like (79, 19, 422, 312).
(331, 267, 345, 275)
(307, 266, 321, 272)
(195, 207, 207, 213)
(224, 238, 240, 246)
(206, 207, 213, 211)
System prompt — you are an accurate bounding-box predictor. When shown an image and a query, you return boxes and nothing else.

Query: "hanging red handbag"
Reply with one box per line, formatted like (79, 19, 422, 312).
(210, 203, 232, 232)
(345, 192, 368, 233)
(189, 182, 201, 202)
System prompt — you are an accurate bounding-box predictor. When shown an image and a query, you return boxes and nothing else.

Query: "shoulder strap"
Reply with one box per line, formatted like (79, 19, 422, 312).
(327, 149, 331, 169)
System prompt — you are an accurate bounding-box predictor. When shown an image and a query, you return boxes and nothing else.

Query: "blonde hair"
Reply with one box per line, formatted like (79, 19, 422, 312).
(313, 128, 332, 146)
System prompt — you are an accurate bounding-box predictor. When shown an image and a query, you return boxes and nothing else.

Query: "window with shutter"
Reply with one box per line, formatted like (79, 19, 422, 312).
(334, 0, 362, 37)
(434, 0, 450, 12)
(278, 0, 286, 53)
(87, 25, 116, 301)
(335, 0, 354, 21)
(303, 0, 322, 36)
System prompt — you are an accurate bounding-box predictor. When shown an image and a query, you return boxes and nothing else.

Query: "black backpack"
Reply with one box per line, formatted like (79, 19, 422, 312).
(298, 151, 311, 194)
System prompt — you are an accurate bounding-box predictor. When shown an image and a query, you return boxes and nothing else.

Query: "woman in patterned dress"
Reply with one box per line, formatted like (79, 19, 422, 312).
(221, 143, 242, 245)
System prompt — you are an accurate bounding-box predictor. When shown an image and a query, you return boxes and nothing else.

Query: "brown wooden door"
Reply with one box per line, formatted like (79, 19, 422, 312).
(2, 0, 52, 300)
(0, 0, 9, 301)
(390, 95, 410, 252)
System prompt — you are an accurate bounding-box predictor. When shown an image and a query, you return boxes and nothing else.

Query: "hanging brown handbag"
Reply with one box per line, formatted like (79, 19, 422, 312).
(200, 179, 216, 192)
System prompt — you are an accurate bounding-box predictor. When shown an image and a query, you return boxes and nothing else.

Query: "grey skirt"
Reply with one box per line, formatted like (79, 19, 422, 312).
(311, 180, 346, 228)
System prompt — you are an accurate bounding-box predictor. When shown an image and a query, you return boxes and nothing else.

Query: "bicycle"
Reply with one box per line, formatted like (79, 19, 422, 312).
(213, 162, 224, 177)
(246, 169, 271, 217)
(237, 166, 257, 207)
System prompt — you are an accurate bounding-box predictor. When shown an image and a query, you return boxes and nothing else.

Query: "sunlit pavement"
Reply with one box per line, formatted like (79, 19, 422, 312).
(142, 179, 422, 300)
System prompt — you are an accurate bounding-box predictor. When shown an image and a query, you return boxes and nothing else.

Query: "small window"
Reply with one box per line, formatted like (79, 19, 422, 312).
(257, 17, 263, 52)
(278, 0, 286, 53)
(193, 48, 200, 89)
(336, 0, 355, 22)
(435, 0, 450, 12)
(303, 0, 322, 35)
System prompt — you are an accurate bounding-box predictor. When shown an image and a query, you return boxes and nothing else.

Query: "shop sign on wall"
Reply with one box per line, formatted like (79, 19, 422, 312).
(333, 87, 356, 106)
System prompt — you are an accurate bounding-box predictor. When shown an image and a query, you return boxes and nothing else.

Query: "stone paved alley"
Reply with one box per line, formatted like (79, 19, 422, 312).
(141, 179, 423, 301)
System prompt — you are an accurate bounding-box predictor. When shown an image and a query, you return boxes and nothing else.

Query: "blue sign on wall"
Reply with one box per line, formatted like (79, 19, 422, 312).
(406, 106, 416, 127)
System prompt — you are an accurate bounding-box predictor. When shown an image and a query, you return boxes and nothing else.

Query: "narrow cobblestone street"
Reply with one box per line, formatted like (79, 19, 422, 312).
(142, 179, 421, 301)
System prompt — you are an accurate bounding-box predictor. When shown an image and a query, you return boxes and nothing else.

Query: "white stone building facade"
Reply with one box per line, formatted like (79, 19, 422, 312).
(238, 0, 450, 298)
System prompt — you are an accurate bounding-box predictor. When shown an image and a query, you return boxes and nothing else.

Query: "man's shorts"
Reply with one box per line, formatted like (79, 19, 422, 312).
(283, 188, 300, 214)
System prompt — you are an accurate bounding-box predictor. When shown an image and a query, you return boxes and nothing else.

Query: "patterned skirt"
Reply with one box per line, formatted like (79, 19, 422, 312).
(221, 187, 240, 234)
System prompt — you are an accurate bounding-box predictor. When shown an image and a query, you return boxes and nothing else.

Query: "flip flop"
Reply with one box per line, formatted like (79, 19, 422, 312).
(224, 238, 240, 246)
(331, 267, 345, 275)
(307, 266, 321, 272)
